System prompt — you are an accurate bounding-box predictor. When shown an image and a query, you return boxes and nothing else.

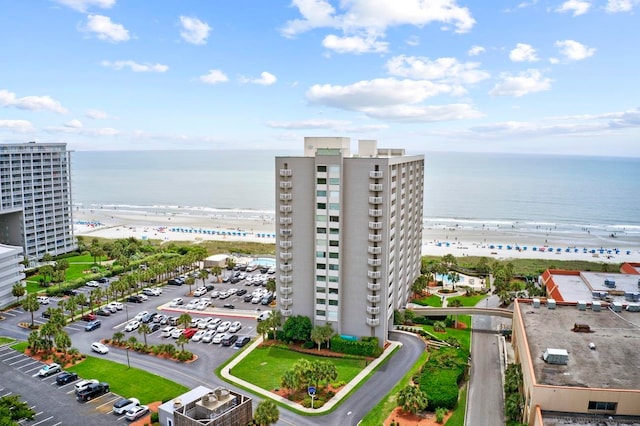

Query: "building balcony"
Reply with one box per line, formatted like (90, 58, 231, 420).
(368, 246, 382, 255)
(367, 295, 381, 303)
(280, 297, 292, 306)
(369, 170, 383, 179)
(368, 258, 382, 267)
(279, 181, 292, 189)
(280, 286, 293, 295)
(279, 241, 292, 249)
(366, 306, 381, 315)
(279, 217, 292, 225)
(279, 229, 292, 237)
(368, 209, 382, 217)
(368, 234, 382, 242)
(367, 282, 381, 291)
(280, 264, 292, 272)
(280, 252, 293, 261)
(366, 318, 380, 326)
(279, 169, 292, 177)
(368, 221, 382, 230)
(281, 309, 293, 316)
(280, 275, 293, 283)
(279, 205, 292, 213)
(369, 183, 383, 192)
(279, 193, 292, 201)
(367, 271, 381, 279)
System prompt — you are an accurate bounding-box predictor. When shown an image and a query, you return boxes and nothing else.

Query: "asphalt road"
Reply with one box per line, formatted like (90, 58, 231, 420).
(0, 276, 429, 426)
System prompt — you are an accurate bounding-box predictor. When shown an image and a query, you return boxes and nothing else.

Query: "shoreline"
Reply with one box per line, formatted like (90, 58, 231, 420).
(73, 208, 640, 264)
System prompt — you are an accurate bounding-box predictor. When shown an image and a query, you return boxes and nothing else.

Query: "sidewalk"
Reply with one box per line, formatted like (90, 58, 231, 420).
(220, 337, 402, 413)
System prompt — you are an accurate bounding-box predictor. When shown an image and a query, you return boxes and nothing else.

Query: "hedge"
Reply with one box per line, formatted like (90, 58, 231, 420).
(329, 336, 382, 357)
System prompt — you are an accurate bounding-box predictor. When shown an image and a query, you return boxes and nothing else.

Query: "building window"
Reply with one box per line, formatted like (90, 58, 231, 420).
(330, 190, 340, 200)
(329, 165, 339, 174)
(316, 298, 326, 305)
(317, 263, 326, 270)
(316, 286, 326, 292)
(329, 216, 339, 222)
(317, 203, 326, 209)
(588, 401, 617, 412)
(329, 288, 339, 294)
(317, 166, 327, 172)
(329, 203, 340, 210)
(317, 190, 327, 197)
(329, 252, 339, 259)
(329, 300, 338, 306)
(316, 214, 327, 221)
(316, 251, 326, 258)
(329, 264, 339, 271)
(316, 227, 326, 234)
(329, 276, 338, 283)
(317, 178, 326, 184)
(329, 178, 340, 185)
(316, 275, 326, 282)
(316, 310, 326, 316)
(329, 228, 339, 234)
(329, 240, 339, 247)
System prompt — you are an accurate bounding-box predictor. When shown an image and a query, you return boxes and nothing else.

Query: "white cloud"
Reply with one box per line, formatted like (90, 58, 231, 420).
(265, 119, 388, 133)
(386, 55, 490, 85)
(101, 60, 169, 72)
(549, 57, 560, 64)
(282, 0, 476, 40)
(468, 45, 485, 56)
(322, 34, 388, 54)
(509, 43, 539, 62)
(555, 0, 591, 15)
(45, 125, 119, 136)
(0, 119, 34, 132)
(605, 0, 639, 12)
(240, 72, 277, 86)
(405, 35, 420, 46)
(179, 16, 211, 45)
(83, 14, 130, 42)
(52, 0, 115, 12)
(64, 119, 83, 128)
(490, 69, 552, 97)
(555, 39, 595, 60)
(86, 109, 110, 119)
(199, 69, 229, 85)
(0, 89, 68, 114)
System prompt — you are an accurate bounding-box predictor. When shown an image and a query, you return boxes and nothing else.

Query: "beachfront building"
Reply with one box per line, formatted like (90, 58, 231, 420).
(0, 244, 25, 309)
(512, 299, 640, 425)
(541, 269, 640, 306)
(157, 386, 252, 426)
(0, 142, 76, 265)
(275, 137, 424, 344)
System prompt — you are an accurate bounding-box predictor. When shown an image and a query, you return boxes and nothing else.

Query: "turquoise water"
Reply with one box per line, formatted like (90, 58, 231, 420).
(250, 258, 275, 267)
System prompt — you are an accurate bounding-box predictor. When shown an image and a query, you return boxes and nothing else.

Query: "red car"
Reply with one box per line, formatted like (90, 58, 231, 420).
(182, 328, 199, 339)
(82, 313, 97, 321)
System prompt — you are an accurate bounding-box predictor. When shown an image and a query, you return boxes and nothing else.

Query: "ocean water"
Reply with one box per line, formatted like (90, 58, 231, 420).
(71, 150, 640, 238)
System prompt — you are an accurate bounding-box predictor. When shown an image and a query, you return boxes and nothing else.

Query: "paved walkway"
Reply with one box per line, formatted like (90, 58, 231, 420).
(220, 336, 402, 413)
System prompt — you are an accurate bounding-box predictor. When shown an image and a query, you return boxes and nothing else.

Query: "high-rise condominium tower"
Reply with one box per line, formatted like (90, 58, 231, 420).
(275, 137, 424, 345)
(0, 142, 76, 264)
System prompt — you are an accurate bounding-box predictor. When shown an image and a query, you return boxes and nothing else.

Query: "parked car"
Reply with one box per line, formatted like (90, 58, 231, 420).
(161, 326, 175, 337)
(217, 321, 231, 333)
(167, 279, 183, 286)
(212, 333, 228, 344)
(125, 405, 149, 421)
(182, 328, 199, 339)
(105, 304, 118, 313)
(229, 321, 242, 333)
(96, 308, 111, 316)
(202, 329, 216, 343)
(127, 295, 144, 303)
(221, 334, 238, 347)
(191, 329, 206, 342)
(37, 296, 50, 305)
(77, 382, 110, 402)
(222, 303, 235, 309)
(133, 311, 149, 321)
(125, 320, 140, 332)
(86, 280, 99, 287)
(168, 316, 178, 326)
(108, 302, 123, 311)
(234, 336, 251, 348)
(170, 328, 184, 339)
(98, 277, 109, 283)
(261, 294, 274, 305)
(82, 313, 97, 322)
(257, 311, 270, 322)
(193, 287, 207, 297)
(185, 300, 198, 310)
(91, 342, 109, 354)
(42, 309, 53, 319)
(243, 294, 254, 302)
(169, 297, 183, 307)
(141, 312, 157, 323)
(206, 318, 222, 330)
(56, 371, 78, 385)
(62, 289, 78, 296)
(85, 320, 102, 332)
(113, 397, 140, 415)
(74, 379, 99, 394)
(38, 362, 61, 377)
(154, 314, 167, 323)
(149, 323, 161, 332)
(236, 288, 247, 296)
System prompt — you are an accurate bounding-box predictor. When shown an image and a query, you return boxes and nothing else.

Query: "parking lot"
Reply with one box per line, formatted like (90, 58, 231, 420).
(0, 264, 275, 424)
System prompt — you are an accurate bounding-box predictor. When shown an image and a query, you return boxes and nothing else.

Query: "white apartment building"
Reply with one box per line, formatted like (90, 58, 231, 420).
(0, 142, 76, 265)
(275, 137, 424, 344)
(0, 244, 25, 309)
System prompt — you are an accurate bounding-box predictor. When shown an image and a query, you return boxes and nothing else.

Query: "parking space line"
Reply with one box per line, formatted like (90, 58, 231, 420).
(3, 353, 27, 362)
(10, 356, 35, 366)
(1, 391, 12, 397)
(30, 415, 54, 425)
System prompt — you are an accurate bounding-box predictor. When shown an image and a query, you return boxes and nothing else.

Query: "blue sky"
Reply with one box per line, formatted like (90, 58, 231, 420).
(1, 0, 639, 156)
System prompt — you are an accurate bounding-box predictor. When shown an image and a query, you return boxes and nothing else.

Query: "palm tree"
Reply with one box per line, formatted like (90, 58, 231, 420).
(199, 269, 209, 285)
(211, 266, 222, 281)
(177, 313, 192, 329)
(12, 283, 26, 304)
(257, 320, 271, 340)
(138, 323, 151, 347)
(75, 293, 88, 317)
(185, 276, 195, 296)
(112, 331, 125, 345)
(176, 334, 189, 353)
(397, 384, 428, 415)
(54, 330, 72, 354)
(22, 294, 40, 327)
(448, 298, 463, 327)
(253, 400, 279, 426)
(266, 278, 276, 294)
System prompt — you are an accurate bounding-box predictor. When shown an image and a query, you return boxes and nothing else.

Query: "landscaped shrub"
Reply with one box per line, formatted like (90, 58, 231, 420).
(150, 412, 159, 423)
(329, 336, 382, 357)
(302, 341, 315, 349)
(419, 347, 467, 410)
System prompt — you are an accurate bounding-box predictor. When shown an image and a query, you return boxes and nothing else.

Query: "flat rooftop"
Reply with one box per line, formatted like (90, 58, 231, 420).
(519, 303, 640, 390)
(550, 271, 640, 303)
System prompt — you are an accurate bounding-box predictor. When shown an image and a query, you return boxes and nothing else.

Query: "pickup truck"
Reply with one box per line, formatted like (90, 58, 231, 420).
(77, 382, 110, 402)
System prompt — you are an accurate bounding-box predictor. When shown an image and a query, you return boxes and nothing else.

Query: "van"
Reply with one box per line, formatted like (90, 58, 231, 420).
(37, 296, 50, 305)
(257, 311, 270, 322)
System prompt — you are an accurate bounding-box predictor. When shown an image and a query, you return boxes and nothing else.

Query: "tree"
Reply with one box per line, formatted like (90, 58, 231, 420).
(257, 320, 271, 340)
(178, 313, 192, 329)
(253, 399, 279, 426)
(176, 334, 189, 353)
(0, 394, 36, 423)
(310, 323, 334, 351)
(39, 264, 54, 287)
(185, 276, 195, 295)
(75, 293, 88, 316)
(411, 275, 427, 299)
(448, 298, 463, 327)
(447, 271, 461, 291)
(12, 283, 26, 304)
(22, 294, 40, 327)
(282, 315, 312, 343)
(442, 254, 457, 268)
(112, 331, 125, 345)
(199, 269, 209, 285)
(54, 330, 72, 354)
(280, 369, 300, 393)
(138, 323, 151, 347)
(211, 266, 222, 280)
(397, 384, 428, 415)
(225, 258, 236, 270)
(265, 278, 276, 294)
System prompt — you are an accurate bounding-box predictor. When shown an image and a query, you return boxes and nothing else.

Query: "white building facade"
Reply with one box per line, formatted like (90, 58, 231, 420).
(0, 142, 76, 264)
(275, 137, 424, 344)
(0, 244, 25, 308)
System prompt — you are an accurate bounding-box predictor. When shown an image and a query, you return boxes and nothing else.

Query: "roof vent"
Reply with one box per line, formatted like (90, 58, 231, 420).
(173, 398, 183, 409)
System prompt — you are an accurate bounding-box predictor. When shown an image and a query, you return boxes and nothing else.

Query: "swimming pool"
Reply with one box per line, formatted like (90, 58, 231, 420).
(250, 257, 276, 267)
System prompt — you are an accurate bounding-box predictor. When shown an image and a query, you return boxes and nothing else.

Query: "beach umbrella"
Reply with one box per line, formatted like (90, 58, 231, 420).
(523, 246, 527, 250)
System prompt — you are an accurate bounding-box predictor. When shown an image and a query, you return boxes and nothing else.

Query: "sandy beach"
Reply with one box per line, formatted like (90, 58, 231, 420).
(73, 207, 640, 264)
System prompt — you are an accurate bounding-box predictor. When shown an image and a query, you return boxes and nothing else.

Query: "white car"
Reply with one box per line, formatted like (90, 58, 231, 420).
(196, 299, 211, 310)
(229, 321, 242, 333)
(75, 379, 99, 394)
(212, 333, 228, 344)
(191, 330, 206, 342)
(185, 300, 198, 310)
(125, 320, 140, 332)
(217, 321, 231, 333)
(210, 291, 220, 298)
(86, 280, 100, 287)
(143, 288, 161, 296)
(197, 318, 213, 329)
(37, 296, 50, 305)
(108, 302, 124, 311)
(169, 297, 184, 307)
(193, 287, 207, 297)
(38, 362, 61, 377)
(170, 328, 184, 339)
(133, 311, 148, 321)
(125, 405, 149, 421)
(227, 287, 238, 295)
(161, 326, 175, 337)
(206, 318, 222, 330)
(202, 329, 216, 343)
(113, 397, 140, 415)
(91, 342, 109, 354)
(136, 293, 149, 301)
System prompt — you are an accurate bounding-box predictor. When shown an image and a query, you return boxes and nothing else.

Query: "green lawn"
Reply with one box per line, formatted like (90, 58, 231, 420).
(446, 383, 467, 425)
(413, 294, 443, 307)
(67, 356, 188, 404)
(422, 324, 471, 353)
(447, 294, 486, 307)
(0, 337, 16, 345)
(231, 345, 367, 392)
